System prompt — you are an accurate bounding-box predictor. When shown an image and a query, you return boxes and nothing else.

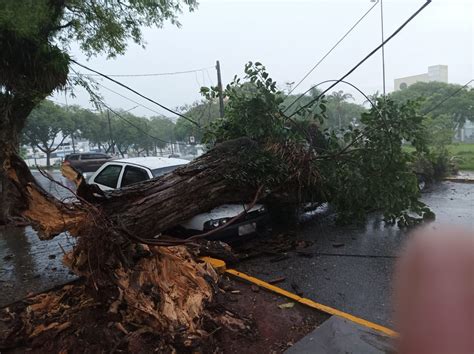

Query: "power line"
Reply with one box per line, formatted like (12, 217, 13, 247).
(287, 0, 380, 97)
(70, 59, 200, 127)
(96, 82, 165, 117)
(378, 0, 387, 96)
(73, 66, 214, 78)
(284, 79, 380, 115)
(422, 79, 473, 115)
(205, 69, 214, 86)
(99, 99, 188, 146)
(286, 0, 432, 119)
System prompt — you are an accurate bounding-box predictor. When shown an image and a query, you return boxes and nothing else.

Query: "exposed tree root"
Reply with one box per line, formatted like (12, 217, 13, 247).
(0, 247, 253, 352)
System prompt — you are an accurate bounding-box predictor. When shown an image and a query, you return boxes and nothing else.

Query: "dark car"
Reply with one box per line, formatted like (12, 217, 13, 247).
(62, 152, 112, 173)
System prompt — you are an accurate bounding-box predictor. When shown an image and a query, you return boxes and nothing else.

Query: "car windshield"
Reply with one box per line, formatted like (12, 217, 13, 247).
(151, 164, 185, 177)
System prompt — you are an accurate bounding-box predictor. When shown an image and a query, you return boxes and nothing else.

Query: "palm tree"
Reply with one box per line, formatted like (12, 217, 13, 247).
(364, 91, 380, 107)
(329, 90, 354, 129)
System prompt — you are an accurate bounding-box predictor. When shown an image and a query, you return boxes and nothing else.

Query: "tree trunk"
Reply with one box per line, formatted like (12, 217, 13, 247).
(5, 138, 266, 249)
(71, 133, 76, 153)
(18, 138, 259, 240)
(0, 97, 39, 224)
(46, 150, 51, 168)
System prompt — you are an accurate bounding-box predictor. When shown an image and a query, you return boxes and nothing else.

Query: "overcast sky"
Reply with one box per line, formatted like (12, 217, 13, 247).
(53, 0, 473, 118)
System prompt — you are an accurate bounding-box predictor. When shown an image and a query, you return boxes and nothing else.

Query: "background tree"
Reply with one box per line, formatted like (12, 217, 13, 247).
(149, 116, 176, 152)
(282, 89, 366, 130)
(22, 101, 71, 168)
(174, 100, 220, 142)
(130, 116, 154, 156)
(107, 112, 141, 157)
(390, 82, 474, 131)
(327, 90, 354, 129)
(65, 105, 104, 152)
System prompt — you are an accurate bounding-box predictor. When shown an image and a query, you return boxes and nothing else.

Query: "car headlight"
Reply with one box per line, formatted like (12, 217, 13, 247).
(205, 218, 230, 229)
(219, 218, 230, 225)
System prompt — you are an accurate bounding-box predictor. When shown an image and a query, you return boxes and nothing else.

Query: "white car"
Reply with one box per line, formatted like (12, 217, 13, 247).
(88, 157, 268, 242)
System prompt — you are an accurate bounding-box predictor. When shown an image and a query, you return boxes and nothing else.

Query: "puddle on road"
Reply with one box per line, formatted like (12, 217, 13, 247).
(0, 226, 77, 307)
(0, 171, 79, 307)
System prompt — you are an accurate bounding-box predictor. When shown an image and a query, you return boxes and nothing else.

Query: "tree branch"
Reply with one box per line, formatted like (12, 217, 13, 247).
(50, 134, 69, 153)
(53, 20, 74, 31)
(35, 143, 48, 154)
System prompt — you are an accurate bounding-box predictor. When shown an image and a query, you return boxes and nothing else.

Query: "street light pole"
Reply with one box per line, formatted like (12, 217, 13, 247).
(380, 0, 386, 96)
(107, 109, 115, 155)
(371, 0, 386, 96)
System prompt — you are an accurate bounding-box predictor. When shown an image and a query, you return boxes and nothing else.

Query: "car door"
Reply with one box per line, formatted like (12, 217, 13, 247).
(91, 164, 123, 190)
(118, 165, 152, 188)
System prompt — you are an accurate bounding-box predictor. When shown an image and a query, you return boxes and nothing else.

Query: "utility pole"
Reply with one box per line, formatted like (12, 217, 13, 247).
(375, 0, 386, 96)
(370, 0, 386, 96)
(216, 60, 225, 118)
(380, 0, 386, 97)
(65, 92, 76, 153)
(107, 110, 115, 155)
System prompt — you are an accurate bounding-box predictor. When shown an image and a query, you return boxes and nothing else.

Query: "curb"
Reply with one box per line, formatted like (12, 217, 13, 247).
(443, 177, 474, 184)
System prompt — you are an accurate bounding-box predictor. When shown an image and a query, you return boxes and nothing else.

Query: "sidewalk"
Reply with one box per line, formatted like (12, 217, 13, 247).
(285, 316, 394, 354)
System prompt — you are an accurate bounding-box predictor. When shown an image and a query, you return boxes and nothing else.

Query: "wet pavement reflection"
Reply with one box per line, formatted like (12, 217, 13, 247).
(0, 226, 76, 307)
(0, 171, 77, 307)
(238, 181, 474, 327)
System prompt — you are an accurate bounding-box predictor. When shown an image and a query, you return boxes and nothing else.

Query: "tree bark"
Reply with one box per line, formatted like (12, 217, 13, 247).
(0, 97, 39, 224)
(19, 138, 260, 240)
(46, 150, 51, 168)
(0, 22, 69, 223)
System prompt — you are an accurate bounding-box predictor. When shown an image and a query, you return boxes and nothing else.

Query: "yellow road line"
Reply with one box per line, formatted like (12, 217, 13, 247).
(201, 256, 227, 273)
(443, 177, 474, 184)
(202, 257, 397, 337)
(226, 269, 397, 337)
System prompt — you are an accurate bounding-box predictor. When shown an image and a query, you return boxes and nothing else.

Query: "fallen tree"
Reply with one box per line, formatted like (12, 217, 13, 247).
(0, 76, 435, 350)
(2, 130, 321, 351)
(1, 1, 436, 351)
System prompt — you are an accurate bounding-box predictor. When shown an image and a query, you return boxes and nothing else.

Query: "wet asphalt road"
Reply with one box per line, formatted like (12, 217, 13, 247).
(237, 181, 474, 328)
(0, 171, 76, 307)
(0, 171, 473, 328)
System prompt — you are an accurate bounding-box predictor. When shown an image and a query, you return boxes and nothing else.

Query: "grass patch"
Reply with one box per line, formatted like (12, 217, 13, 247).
(447, 143, 474, 171)
(403, 143, 474, 171)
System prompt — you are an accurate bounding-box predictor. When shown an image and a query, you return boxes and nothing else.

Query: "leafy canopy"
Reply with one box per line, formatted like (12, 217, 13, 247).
(390, 81, 474, 127)
(1, 0, 198, 58)
(22, 101, 72, 159)
(59, 0, 197, 58)
(0, 0, 197, 141)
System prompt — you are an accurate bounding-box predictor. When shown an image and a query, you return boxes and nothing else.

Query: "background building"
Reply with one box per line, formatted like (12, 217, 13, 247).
(394, 65, 448, 91)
